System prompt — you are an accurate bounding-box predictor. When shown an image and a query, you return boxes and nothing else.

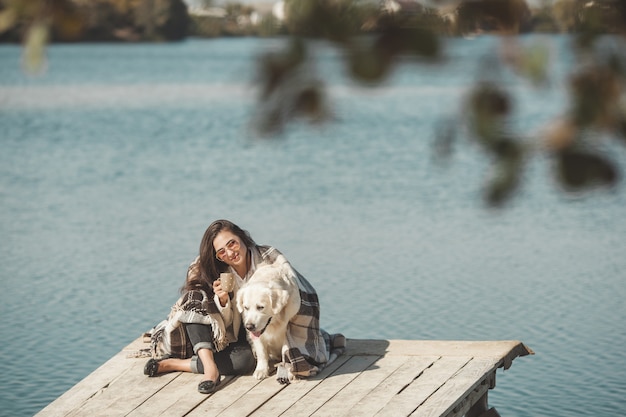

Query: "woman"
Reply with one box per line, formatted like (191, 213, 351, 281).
(144, 220, 344, 392)
(143, 221, 257, 394)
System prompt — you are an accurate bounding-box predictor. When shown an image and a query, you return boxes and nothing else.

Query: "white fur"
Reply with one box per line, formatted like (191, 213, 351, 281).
(236, 263, 300, 382)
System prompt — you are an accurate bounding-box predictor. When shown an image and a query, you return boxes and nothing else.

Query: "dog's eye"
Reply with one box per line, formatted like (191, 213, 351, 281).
(256, 305, 264, 311)
(244, 306, 249, 310)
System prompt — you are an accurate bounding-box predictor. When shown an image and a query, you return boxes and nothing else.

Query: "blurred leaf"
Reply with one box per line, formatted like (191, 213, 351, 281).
(22, 21, 49, 75)
(294, 85, 325, 120)
(570, 67, 619, 128)
(0, 8, 17, 33)
(257, 37, 306, 99)
(347, 16, 440, 84)
(485, 167, 519, 207)
(467, 82, 511, 142)
(518, 42, 550, 86)
(556, 148, 619, 191)
(543, 118, 578, 151)
(379, 25, 440, 58)
(253, 37, 331, 135)
(484, 137, 524, 207)
(5, 0, 41, 16)
(284, 0, 363, 42)
(470, 82, 511, 118)
(490, 136, 522, 160)
(348, 41, 393, 83)
(607, 51, 625, 77)
(50, 0, 85, 41)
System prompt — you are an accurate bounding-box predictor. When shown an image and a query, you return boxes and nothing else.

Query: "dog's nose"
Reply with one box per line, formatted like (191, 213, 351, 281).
(245, 323, 256, 331)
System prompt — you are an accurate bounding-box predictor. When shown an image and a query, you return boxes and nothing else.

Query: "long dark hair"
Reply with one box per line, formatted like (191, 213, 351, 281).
(182, 219, 256, 293)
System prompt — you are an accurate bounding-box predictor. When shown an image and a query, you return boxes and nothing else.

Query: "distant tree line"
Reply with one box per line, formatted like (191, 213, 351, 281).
(0, 0, 189, 43)
(1, 0, 625, 45)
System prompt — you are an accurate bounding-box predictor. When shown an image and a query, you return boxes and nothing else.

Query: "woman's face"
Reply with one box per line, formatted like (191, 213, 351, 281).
(213, 229, 248, 270)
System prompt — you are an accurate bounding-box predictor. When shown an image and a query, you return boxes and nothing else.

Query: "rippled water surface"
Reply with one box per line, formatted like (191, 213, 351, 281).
(1, 36, 625, 416)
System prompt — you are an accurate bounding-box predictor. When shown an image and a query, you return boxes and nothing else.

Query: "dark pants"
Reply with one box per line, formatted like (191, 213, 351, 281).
(185, 323, 255, 376)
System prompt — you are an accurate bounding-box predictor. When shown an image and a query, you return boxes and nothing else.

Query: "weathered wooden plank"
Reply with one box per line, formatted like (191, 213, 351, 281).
(347, 340, 532, 364)
(185, 372, 263, 416)
(126, 373, 236, 417)
(347, 356, 440, 417)
(411, 358, 500, 417)
(65, 357, 178, 417)
(35, 350, 136, 417)
(279, 355, 381, 417)
(251, 354, 352, 417)
(310, 355, 410, 417)
(374, 356, 470, 417)
(216, 373, 288, 417)
(125, 372, 193, 417)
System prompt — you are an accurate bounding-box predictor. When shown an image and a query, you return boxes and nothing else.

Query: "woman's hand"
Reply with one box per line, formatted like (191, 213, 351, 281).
(213, 279, 229, 307)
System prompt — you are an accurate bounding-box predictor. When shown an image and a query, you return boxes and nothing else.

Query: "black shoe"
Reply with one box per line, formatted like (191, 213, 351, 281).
(143, 358, 161, 377)
(198, 376, 221, 394)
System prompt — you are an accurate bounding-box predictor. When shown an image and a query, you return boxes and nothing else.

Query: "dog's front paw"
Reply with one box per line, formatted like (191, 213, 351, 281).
(253, 367, 270, 380)
(276, 364, 292, 385)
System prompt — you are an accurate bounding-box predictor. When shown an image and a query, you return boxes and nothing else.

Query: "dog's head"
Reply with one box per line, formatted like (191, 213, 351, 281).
(236, 268, 291, 339)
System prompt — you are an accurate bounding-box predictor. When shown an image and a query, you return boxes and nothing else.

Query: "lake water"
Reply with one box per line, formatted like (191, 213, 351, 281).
(1, 36, 625, 417)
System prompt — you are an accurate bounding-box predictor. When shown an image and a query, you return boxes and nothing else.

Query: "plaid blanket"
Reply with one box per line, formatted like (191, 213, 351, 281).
(149, 262, 230, 359)
(253, 246, 346, 379)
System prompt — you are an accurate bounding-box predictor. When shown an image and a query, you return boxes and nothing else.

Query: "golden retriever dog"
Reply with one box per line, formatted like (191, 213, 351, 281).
(236, 263, 301, 383)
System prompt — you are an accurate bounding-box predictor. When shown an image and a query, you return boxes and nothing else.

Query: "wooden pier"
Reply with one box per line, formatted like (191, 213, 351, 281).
(36, 337, 533, 417)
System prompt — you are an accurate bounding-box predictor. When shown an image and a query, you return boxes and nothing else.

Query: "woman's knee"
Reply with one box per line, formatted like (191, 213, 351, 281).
(193, 341, 215, 354)
(184, 324, 216, 354)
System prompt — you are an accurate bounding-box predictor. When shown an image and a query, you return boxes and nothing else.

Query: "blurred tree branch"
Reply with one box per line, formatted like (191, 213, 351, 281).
(2, 0, 626, 207)
(252, 0, 626, 207)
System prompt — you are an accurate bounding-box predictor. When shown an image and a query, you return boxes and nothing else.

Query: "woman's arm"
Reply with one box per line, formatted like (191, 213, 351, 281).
(213, 279, 233, 326)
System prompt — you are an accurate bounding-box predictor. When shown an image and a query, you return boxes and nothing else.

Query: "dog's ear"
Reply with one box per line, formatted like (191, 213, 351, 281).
(269, 288, 290, 314)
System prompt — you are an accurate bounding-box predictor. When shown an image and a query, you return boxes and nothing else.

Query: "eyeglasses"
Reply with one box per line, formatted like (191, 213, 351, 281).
(215, 239, 240, 261)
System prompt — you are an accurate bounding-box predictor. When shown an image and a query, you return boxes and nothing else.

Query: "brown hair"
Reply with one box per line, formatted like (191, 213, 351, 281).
(182, 219, 256, 293)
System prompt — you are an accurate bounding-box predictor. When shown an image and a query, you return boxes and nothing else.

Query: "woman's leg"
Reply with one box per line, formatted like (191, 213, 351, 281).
(196, 348, 220, 381)
(185, 323, 220, 382)
(192, 342, 256, 375)
(153, 357, 193, 373)
(146, 325, 255, 378)
(190, 326, 256, 376)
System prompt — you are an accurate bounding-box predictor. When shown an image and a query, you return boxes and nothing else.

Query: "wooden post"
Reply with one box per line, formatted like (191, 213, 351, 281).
(466, 392, 502, 417)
